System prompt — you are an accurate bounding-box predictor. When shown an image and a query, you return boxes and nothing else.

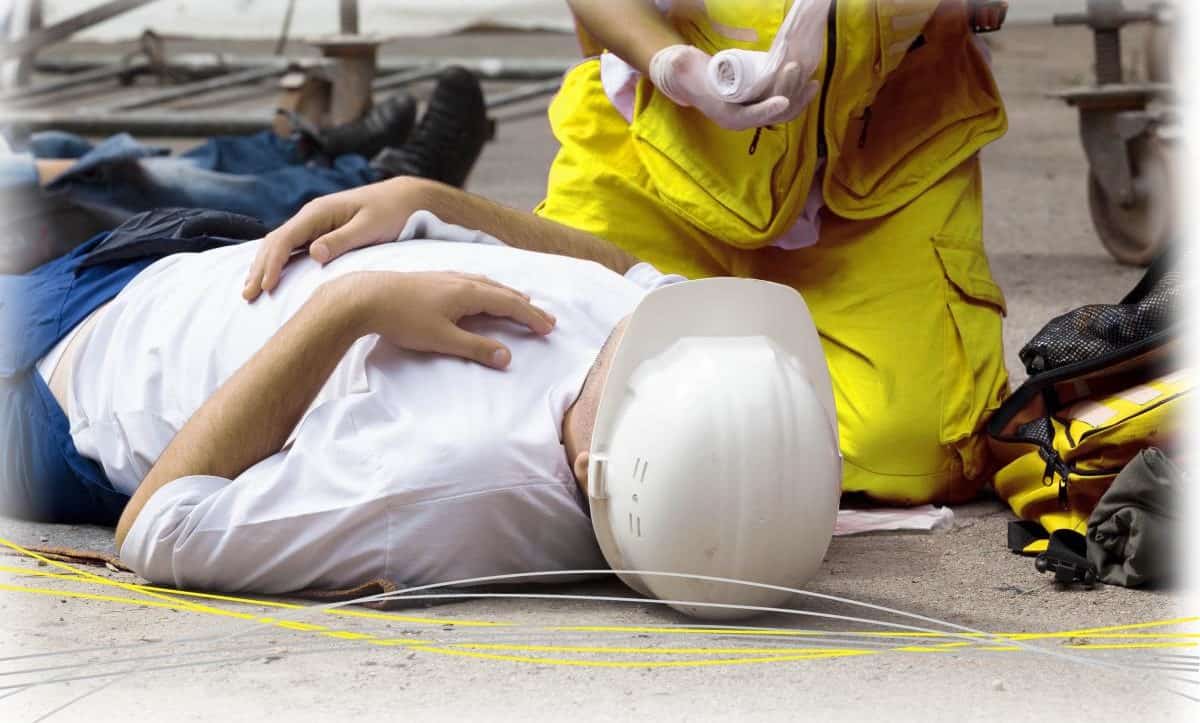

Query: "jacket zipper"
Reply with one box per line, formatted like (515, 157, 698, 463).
(816, 0, 837, 159)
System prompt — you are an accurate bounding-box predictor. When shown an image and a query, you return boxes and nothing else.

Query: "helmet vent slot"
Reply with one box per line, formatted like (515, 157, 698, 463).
(633, 457, 649, 483)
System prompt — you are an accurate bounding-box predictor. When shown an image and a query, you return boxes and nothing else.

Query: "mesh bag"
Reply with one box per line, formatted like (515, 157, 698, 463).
(988, 250, 1187, 565)
(1019, 268, 1182, 375)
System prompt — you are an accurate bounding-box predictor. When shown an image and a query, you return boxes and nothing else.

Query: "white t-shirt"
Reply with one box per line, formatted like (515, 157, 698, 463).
(67, 224, 678, 593)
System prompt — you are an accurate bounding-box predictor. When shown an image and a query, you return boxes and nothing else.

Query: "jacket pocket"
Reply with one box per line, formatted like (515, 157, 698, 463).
(829, 11, 1005, 215)
(629, 83, 802, 247)
(933, 233, 1007, 448)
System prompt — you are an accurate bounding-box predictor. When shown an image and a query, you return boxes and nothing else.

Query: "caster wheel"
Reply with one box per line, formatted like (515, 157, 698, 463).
(1088, 136, 1175, 266)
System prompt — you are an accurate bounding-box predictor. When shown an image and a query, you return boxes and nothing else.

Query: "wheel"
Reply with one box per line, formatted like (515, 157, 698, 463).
(1087, 135, 1175, 266)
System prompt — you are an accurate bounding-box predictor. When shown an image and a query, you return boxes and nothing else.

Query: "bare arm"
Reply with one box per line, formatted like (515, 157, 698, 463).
(118, 270, 555, 549)
(567, 0, 685, 74)
(395, 179, 639, 273)
(243, 177, 640, 301)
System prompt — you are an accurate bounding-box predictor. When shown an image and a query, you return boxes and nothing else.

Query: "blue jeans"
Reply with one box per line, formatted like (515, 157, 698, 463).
(43, 130, 380, 229)
(2, 131, 380, 272)
(0, 208, 264, 525)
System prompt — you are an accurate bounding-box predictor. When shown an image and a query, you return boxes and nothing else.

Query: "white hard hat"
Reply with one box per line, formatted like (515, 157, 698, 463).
(587, 278, 841, 620)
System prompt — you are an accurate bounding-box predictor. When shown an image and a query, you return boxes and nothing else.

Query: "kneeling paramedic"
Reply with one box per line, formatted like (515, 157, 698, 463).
(541, 0, 1012, 505)
(2, 208, 840, 619)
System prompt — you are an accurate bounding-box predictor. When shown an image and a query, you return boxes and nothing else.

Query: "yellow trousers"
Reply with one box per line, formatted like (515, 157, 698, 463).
(536, 61, 1010, 505)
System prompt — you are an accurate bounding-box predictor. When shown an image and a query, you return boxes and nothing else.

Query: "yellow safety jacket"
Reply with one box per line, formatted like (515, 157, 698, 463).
(625, 0, 1007, 248)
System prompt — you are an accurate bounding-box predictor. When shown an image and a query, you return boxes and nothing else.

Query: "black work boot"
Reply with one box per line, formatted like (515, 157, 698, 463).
(369, 66, 492, 188)
(284, 92, 418, 161)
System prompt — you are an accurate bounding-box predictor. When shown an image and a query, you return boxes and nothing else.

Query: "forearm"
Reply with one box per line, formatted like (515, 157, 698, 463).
(116, 279, 366, 547)
(567, 0, 684, 75)
(399, 177, 641, 274)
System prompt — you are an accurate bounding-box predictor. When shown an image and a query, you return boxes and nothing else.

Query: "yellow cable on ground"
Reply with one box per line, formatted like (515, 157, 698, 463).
(4, 539, 1197, 671)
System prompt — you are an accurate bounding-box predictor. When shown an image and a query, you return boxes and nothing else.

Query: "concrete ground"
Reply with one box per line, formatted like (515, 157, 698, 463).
(1, 23, 1192, 722)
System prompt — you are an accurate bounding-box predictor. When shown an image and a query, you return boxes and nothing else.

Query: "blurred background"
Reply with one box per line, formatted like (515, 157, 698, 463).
(0, 4, 1189, 720)
(2, 1, 1168, 38)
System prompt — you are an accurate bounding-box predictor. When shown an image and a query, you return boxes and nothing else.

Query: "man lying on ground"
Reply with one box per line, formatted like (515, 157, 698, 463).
(1, 203, 840, 610)
(0, 66, 489, 273)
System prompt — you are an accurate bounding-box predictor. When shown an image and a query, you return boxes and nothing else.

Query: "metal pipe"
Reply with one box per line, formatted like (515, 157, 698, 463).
(485, 78, 562, 110)
(0, 59, 146, 104)
(310, 37, 380, 125)
(0, 0, 159, 61)
(35, 55, 574, 80)
(340, 0, 360, 35)
(0, 89, 553, 135)
(109, 64, 289, 112)
(371, 65, 441, 92)
(0, 109, 273, 136)
(1, 0, 44, 88)
(275, 0, 297, 56)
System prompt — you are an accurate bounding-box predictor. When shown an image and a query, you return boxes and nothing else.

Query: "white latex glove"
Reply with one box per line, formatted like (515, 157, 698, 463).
(649, 44, 796, 131)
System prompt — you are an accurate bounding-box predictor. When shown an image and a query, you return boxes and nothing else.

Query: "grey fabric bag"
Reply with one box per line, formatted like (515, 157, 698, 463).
(1086, 448, 1180, 587)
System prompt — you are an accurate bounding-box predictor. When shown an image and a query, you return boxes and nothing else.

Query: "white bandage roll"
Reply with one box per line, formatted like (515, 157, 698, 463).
(704, 0, 832, 105)
(706, 49, 775, 104)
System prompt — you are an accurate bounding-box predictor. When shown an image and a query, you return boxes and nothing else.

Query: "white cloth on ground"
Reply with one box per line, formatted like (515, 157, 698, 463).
(66, 220, 677, 593)
(834, 505, 955, 536)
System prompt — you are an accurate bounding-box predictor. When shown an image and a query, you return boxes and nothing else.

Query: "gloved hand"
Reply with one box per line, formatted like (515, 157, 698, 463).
(649, 44, 808, 131)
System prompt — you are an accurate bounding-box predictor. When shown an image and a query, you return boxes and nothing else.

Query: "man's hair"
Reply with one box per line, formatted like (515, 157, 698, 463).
(572, 321, 625, 451)
(584, 324, 622, 390)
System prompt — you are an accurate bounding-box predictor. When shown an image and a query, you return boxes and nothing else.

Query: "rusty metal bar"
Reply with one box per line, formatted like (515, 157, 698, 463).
(0, 78, 558, 136)
(372, 65, 441, 92)
(108, 64, 289, 112)
(485, 78, 561, 110)
(35, 55, 574, 80)
(310, 36, 379, 125)
(0, 109, 273, 136)
(340, 0, 360, 35)
(2, 0, 43, 88)
(0, 0, 159, 61)
(0, 59, 147, 104)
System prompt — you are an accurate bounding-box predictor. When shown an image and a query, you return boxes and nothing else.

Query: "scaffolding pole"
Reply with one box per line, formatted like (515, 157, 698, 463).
(0, 109, 272, 136)
(109, 64, 291, 112)
(0, 0, 159, 61)
(34, 54, 574, 80)
(0, 59, 147, 105)
(340, 0, 360, 35)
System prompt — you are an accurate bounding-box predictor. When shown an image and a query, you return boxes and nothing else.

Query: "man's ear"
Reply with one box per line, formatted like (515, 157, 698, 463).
(573, 451, 590, 492)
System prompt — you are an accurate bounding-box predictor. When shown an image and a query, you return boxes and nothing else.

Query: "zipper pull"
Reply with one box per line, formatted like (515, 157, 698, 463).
(1058, 472, 1069, 510)
(748, 127, 763, 155)
(1041, 453, 1056, 487)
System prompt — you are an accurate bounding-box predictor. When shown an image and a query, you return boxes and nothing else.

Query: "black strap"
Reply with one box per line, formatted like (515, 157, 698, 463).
(1035, 530, 1098, 587)
(1007, 520, 1048, 554)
